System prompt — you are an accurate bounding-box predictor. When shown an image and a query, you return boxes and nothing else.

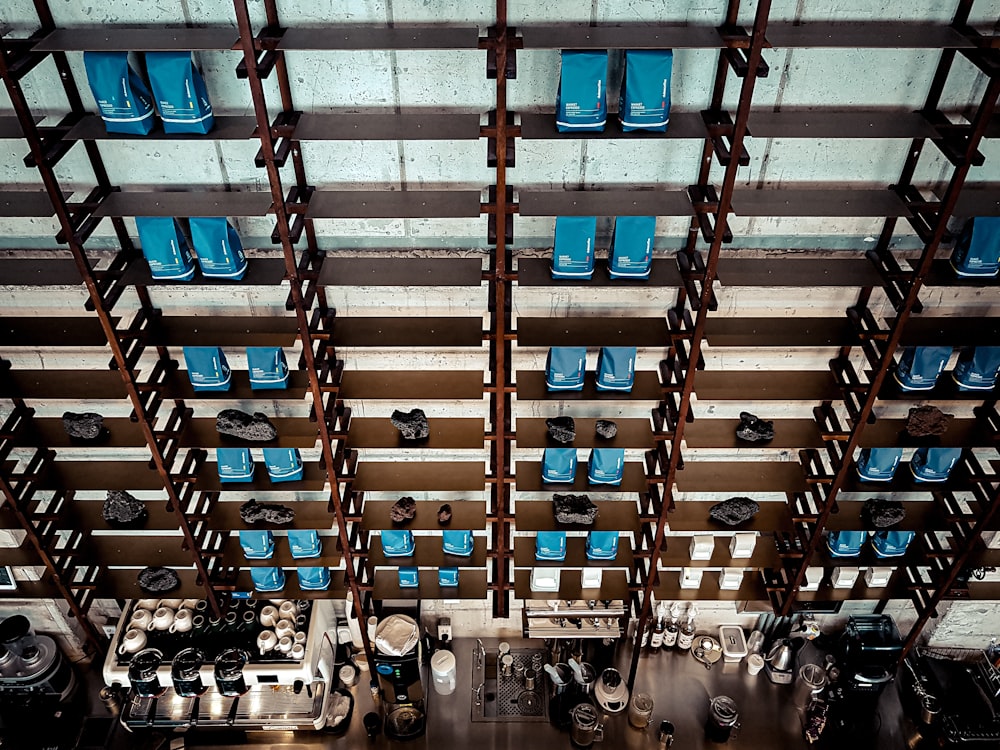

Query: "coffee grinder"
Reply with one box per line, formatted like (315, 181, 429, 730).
(373, 615, 426, 740)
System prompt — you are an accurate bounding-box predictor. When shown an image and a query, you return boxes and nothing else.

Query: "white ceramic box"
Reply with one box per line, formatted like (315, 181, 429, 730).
(831, 567, 860, 588)
(864, 567, 893, 587)
(680, 568, 704, 589)
(800, 566, 823, 591)
(719, 568, 743, 590)
(690, 535, 714, 561)
(729, 533, 757, 559)
(581, 569, 603, 588)
(530, 568, 561, 592)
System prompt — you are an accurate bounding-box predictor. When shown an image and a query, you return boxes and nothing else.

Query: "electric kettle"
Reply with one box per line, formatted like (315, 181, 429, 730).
(594, 668, 629, 713)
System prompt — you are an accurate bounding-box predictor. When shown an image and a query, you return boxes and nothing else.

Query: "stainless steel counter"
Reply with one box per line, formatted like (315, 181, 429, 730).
(182, 637, 907, 750)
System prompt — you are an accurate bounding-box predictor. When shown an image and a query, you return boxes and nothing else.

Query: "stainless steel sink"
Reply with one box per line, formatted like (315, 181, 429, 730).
(470, 646, 549, 723)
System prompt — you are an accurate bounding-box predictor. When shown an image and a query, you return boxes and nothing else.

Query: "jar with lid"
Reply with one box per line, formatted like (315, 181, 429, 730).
(705, 695, 740, 742)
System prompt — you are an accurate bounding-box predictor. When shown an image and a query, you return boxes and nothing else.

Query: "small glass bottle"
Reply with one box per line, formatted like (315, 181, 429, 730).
(649, 603, 665, 650)
(677, 605, 697, 651)
(662, 603, 680, 649)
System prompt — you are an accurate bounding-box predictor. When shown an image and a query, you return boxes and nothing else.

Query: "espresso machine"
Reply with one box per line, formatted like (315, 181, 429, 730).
(373, 614, 426, 740)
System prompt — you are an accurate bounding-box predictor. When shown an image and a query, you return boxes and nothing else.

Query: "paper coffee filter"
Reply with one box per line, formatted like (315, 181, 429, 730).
(374, 614, 420, 656)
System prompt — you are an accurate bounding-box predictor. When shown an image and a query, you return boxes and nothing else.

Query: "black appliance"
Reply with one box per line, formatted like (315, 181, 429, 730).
(373, 615, 426, 740)
(836, 615, 903, 696)
(0, 615, 76, 703)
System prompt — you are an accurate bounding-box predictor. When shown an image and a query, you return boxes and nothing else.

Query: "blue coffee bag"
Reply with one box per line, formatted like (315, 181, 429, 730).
(588, 448, 624, 485)
(288, 529, 321, 559)
(546, 347, 587, 391)
(551, 216, 597, 279)
(542, 448, 578, 483)
(826, 530, 865, 557)
(872, 531, 915, 558)
(953, 346, 1000, 391)
(247, 346, 290, 390)
(263, 448, 304, 483)
(217, 447, 254, 483)
(556, 50, 608, 132)
(250, 566, 285, 593)
(951, 217, 1000, 277)
(135, 216, 196, 281)
(609, 216, 655, 279)
(910, 447, 962, 482)
(856, 448, 903, 482)
(894, 346, 952, 391)
(398, 567, 419, 588)
(535, 531, 567, 561)
(438, 568, 459, 587)
(183, 346, 231, 392)
(442, 530, 474, 557)
(297, 566, 330, 591)
(586, 531, 619, 560)
(619, 49, 673, 132)
(596, 347, 636, 392)
(189, 217, 248, 280)
(83, 52, 155, 135)
(239, 530, 274, 559)
(145, 52, 215, 135)
(381, 530, 416, 557)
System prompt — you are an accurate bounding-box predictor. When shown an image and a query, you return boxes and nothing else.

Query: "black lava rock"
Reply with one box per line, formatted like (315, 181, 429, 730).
(391, 409, 430, 441)
(546, 416, 576, 444)
(736, 412, 774, 443)
(216, 409, 278, 442)
(595, 420, 618, 439)
(239, 498, 295, 525)
(62, 411, 107, 441)
(552, 494, 599, 525)
(137, 567, 180, 594)
(102, 490, 148, 527)
(390, 496, 417, 523)
(437, 504, 452, 525)
(862, 498, 905, 529)
(905, 406, 953, 438)
(709, 497, 761, 526)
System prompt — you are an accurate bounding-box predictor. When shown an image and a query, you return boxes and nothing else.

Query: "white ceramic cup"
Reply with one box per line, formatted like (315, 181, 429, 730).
(158, 598, 183, 610)
(118, 628, 147, 655)
(259, 605, 279, 628)
(148, 607, 175, 631)
(277, 636, 293, 654)
(170, 609, 193, 633)
(275, 619, 295, 639)
(747, 653, 765, 676)
(291, 643, 305, 660)
(128, 609, 153, 631)
(278, 601, 298, 620)
(135, 598, 160, 611)
(180, 598, 201, 611)
(293, 630, 307, 645)
(257, 630, 278, 655)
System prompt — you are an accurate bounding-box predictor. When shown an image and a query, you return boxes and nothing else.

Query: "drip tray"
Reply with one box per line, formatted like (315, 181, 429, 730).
(471, 647, 548, 723)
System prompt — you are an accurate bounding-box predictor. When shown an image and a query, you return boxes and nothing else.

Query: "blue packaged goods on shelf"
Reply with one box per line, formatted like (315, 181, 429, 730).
(619, 49, 673, 132)
(216, 447, 254, 483)
(438, 568, 459, 587)
(951, 217, 1000, 277)
(145, 52, 215, 134)
(910, 447, 963, 482)
(556, 50, 608, 132)
(250, 566, 285, 593)
(953, 346, 1000, 391)
(135, 216, 196, 281)
(856, 448, 903, 482)
(872, 531, 915, 558)
(398, 567, 419, 588)
(546, 347, 587, 391)
(893, 346, 952, 391)
(247, 346, 290, 390)
(263, 448, 304, 483)
(588, 448, 625, 485)
(586, 531, 619, 560)
(83, 52, 155, 135)
(551, 216, 597, 279)
(189, 217, 248, 280)
(542, 448, 578, 483)
(297, 566, 330, 591)
(609, 216, 655, 279)
(183, 346, 231, 392)
(535, 531, 567, 561)
(239, 530, 274, 560)
(596, 346, 636, 391)
(288, 529, 321, 559)
(381, 530, 416, 557)
(442, 530, 473, 557)
(826, 530, 865, 558)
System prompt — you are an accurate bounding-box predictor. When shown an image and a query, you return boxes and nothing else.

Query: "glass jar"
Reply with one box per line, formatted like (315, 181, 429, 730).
(706, 695, 739, 742)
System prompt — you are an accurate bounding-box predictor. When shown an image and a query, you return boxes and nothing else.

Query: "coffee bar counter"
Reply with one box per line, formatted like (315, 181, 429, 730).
(178, 637, 908, 750)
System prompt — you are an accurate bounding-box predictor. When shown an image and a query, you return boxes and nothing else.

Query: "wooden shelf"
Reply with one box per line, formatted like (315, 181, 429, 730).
(953, 188, 1000, 217)
(747, 110, 940, 140)
(179, 418, 319, 449)
(0, 258, 83, 286)
(914, 259, 1000, 288)
(694, 371, 841, 401)
(963, 581, 1000, 601)
(515, 500, 639, 532)
(120, 258, 287, 287)
(233, 571, 346, 599)
(318, 258, 483, 287)
(33, 27, 240, 51)
(333, 317, 483, 347)
(894, 317, 1000, 348)
(716, 257, 884, 287)
(94, 191, 273, 218)
(515, 462, 648, 493)
(683, 419, 824, 449)
(35, 460, 165, 491)
(362, 500, 486, 531)
(0, 192, 58, 217)
(219, 538, 341, 569)
(347, 417, 484, 449)
(517, 317, 669, 347)
(516, 371, 662, 401)
(353, 462, 485, 492)
(674, 461, 807, 493)
(764, 22, 972, 49)
(665, 500, 792, 533)
(368, 536, 487, 568)
(160, 370, 312, 401)
(1, 316, 116, 348)
(653, 576, 768, 602)
(339, 371, 484, 400)
(519, 112, 707, 141)
(146, 315, 299, 348)
(517, 189, 692, 217)
(0, 576, 65, 600)
(858, 417, 996, 448)
(0, 116, 28, 139)
(199, 501, 335, 532)
(819, 499, 948, 532)
(18, 417, 147, 448)
(839, 461, 977, 493)
(513, 536, 633, 568)
(704, 317, 856, 347)
(0, 542, 44, 568)
(372, 569, 487, 600)
(99, 568, 206, 600)
(518, 24, 726, 50)
(52, 499, 182, 533)
(733, 189, 911, 218)
(194, 462, 328, 493)
(660, 534, 780, 569)
(515, 258, 682, 288)
(277, 26, 481, 50)
(514, 569, 629, 601)
(76, 536, 193, 568)
(308, 191, 482, 219)
(515, 418, 653, 449)
(294, 112, 481, 141)
(64, 114, 256, 141)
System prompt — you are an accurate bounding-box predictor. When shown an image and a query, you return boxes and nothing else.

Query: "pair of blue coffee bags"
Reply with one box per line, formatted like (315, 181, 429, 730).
(546, 346, 636, 392)
(557, 49, 673, 133)
(551, 215, 656, 280)
(83, 51, 214, 135)
(183, 346, 290, 391)
(135, 216, 247, 281)
(895, 345, 1000, 392)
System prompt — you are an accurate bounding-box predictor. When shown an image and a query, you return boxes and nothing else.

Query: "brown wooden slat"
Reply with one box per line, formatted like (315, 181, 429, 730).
(93, 191, 273, 218)
(334, 317, 483, 347)
(0, 543, 44, 567)
(694, 371, 841, 401)
(0, 116, 28, 139)
(0, 576, 65, 599)
(748, 110, 939, 139)
(180, 418, 319, 449)
(362, 500, 486, 530)
(894, 316, 1000, 347)
(518, 190, 693, 217)
(683, 419, 824, 449)
(201, 501, 335, 531)
(0, 370, 126, 400)
(732, 189, 911, 217)
(33, 28, 240, 51)
(514, 500, 640, 532)
(765, 23, 972, 49)
(62, 500, 182, 533)
(160, 370, 312, 401)
(120, 258, 287, 287)
(665, 500, 792, 532)
(513, 536, 633, 568)
(716, 257, 884, 287)
(64, 114, 256, 141)
(295, 113, 482, 140)
(916, 259, 1000, 288)
(339, 371, 484, 400)
(353, 462, 485, 492)
(819, 500, 946, 532)
(515, 418, 653, 449)
(519, 111, 707, 140)
(195, 462, 327, 492)
(78, 536, 193, 567)
(858, 417, 995, 448)
(704, 317, 856, 347)
(0, 259, 83, 286)
(953, 188, 1000, 217)
(319, 258, 483, 286)
(519, 24, 723, 49)
(369, 536, 487, 568)
(278, 26, 480, 50)
(35, 460, 165, 491)
(515, 371, 663, 401)
(19, 417, 147, 448)
(673, 461, 807, 492)
(660, 534, 780, 569)
(514, 569, 629, 600)
(147, 315, 299, 347)
(515, 258, 683, 288)
(347, 418, 484, 449)
(517, 317, 669, 347)
(1, 316, 116, 347)
(653, 577, 768, 602)
(373, 569, 487, 600)
(308, 191, 482, 218)
(515, 462, 648, 493)
(0, 192, 58, 217)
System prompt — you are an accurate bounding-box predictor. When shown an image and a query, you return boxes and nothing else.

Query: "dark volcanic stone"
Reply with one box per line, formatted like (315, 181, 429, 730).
(391, 409, 430, 441)
(709, 497, 761, 526)
(239, 498, 295, 525)
(735, 412, 774, 443)
(390, 496, 417, 524)
(862, 498, 905, 529)
(62, 411, 106, 441)
(216, 409, 278, 442)
(102, 490, 148, 527)
(905, 406, 953, 438)
(437, 504, 452, 525)
(552, 494, 599, 525)
(137, 567, 180, 594)
(546, 416, 576, 444)
(595, 420, 618, 439)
